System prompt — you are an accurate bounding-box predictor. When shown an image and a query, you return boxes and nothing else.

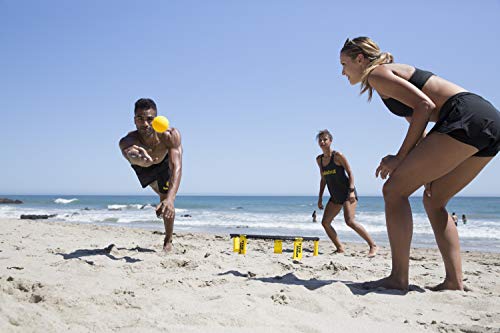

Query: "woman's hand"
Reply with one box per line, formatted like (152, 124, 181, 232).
(424, 182, 432, 197)
(375, 154, 402, 179)
(348, 191, 356, 203)
(317, 198, 324, 210)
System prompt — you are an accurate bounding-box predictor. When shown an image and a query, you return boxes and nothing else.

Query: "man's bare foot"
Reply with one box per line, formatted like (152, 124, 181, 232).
(163, 237, 173, 252)
(427, 279, 466, 291)
(163, 242, 173, 252)
(367, 245, 378, 257)
(362, 276, 408, 291)
(334, 247, 345, 254)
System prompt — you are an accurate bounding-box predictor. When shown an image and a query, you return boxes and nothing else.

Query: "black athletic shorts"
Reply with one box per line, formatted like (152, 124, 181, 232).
(430, 92, 500, 157)
(131, 155, 171, 194)
(329, 188, 358, 205)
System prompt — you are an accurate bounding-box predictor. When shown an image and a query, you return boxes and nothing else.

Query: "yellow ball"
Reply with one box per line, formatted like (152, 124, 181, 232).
(152, 116, 169, 133)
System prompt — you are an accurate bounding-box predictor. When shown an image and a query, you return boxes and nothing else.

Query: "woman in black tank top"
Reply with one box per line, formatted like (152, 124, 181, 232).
(340, 37, 499, 291)
(316, 130, 377, 257)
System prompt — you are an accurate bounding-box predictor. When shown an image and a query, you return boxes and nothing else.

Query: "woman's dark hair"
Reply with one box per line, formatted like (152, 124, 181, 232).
(316, 129, 333, 141)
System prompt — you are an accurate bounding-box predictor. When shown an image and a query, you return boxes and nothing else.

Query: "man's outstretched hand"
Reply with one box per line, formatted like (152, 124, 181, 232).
(156, 199, 175, 219)
(124, 145, 157, 167)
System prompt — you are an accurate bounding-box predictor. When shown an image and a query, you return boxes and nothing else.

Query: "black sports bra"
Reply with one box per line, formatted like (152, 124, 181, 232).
(381, 68, 434, 117)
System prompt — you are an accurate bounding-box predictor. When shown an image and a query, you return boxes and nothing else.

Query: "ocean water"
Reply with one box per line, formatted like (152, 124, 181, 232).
(1, 195, 499, 252)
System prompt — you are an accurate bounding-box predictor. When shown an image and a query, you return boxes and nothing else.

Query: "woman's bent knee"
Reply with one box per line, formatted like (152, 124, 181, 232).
(322, 220, 332, 228)
(345, 218, 356, 228)
(382, 180, 409, 202)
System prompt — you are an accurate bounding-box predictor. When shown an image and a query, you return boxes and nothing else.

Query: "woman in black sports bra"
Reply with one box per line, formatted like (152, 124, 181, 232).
(316, 130, 378, 257)
(340, 37, 500, 291)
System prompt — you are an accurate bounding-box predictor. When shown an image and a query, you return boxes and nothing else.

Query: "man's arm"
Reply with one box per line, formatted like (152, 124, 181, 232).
(165, 130, 183, 203)
(119, 135, 155, 168)
(156, 129, 183, 219)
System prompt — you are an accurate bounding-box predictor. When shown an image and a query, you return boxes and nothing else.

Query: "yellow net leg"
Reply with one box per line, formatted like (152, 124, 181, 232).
(238, 235, 247, 255)
(233, 236, 240, 252)
(313, 240, 319, 256)
(293, 237, 303, 260)
(274, 240, 282, 254)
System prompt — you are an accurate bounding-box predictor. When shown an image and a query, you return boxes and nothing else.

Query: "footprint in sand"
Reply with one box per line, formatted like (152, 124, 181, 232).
(321, 261, 349, 272)
(5, 278, 45, 303)
(198, 278, 228, 288)
(271, 293, 289, 305)
(160, 259, 198, 269)
(349, 306, 368, 318)
(279, 262, 292, 270)
(29, 294, 44, 303)
(113, 289, 136, 297)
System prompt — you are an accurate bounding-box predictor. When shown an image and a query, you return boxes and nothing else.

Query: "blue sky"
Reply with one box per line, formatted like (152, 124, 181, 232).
(1, 0, 499, 196)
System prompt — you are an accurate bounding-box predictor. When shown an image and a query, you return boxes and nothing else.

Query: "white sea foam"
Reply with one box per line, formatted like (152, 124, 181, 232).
(108, 204, 132, 210)
(107, 204, 153, 211)
(1, 199, 499, 250)
(54, 198, 79, 204)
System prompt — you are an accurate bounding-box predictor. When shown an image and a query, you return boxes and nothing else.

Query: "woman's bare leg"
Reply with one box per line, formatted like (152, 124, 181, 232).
(367, 133, 479, 290)
(321, 201, 344, 252)
(343, 199, 378, 256)
(423, 156, 493, 290)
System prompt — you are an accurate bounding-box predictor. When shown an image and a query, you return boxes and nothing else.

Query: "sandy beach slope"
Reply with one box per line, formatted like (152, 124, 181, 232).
(0, 218, 498, 332)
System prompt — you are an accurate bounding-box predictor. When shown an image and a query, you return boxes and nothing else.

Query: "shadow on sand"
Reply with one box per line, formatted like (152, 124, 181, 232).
(218, 270, 426, 295)
(345, 282, 426, 296)
(219, 271, 342, 291)
(56, 244, 156, 264)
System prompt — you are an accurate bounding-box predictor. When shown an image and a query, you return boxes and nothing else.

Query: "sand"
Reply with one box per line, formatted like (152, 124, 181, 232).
(0, 218, 498, 332)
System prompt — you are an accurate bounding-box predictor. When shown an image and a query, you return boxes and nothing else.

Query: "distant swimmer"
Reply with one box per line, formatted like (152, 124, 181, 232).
(312, 210, 317, 223)
(340, 36, 499, 291)
(451, 212, 458, 226)
(462, 214, 467, 225)
(316, 129, 377, 257)
(119, 98, 183, 252)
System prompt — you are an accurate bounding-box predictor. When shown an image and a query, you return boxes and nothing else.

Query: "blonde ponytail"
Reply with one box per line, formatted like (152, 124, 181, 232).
(341, 37, 394, 101)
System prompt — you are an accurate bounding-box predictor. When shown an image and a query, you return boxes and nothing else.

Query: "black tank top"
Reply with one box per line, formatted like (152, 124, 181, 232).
(381, 68, 434, 117)
(321, 152, 350, 201)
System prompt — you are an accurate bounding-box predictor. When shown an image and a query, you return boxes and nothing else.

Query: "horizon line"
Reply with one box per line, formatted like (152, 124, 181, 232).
(2, 193, 500, 198)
